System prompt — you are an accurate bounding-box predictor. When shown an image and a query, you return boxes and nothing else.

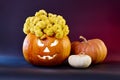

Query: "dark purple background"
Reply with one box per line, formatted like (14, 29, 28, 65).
(0, 0, 120, 61)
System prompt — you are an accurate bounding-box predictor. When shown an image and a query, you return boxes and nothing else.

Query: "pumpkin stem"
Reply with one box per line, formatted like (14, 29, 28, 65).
(80, 52, 85, 55)
(78, 52, 86, 56)
(79, 36, 87, 43)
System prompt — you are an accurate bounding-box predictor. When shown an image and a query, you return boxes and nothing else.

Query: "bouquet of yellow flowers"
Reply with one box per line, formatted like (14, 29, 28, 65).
(22, 10, 71, 66)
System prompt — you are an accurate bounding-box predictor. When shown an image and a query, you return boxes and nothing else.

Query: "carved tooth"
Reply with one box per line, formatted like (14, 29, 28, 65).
(37, 55, 46, 60)
(51, 54, 56, 58)
(37, 54, 57, 60)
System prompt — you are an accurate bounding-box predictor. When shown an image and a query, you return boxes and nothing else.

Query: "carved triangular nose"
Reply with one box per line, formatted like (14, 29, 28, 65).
(43, 47, 50, 53)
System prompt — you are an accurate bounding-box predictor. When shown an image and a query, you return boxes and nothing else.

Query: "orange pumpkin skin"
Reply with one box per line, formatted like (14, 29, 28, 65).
(23, 33, 71, 66)
(71, 37, 107, 64)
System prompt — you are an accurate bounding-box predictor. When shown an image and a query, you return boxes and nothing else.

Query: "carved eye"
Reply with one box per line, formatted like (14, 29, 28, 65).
(38, 39, 44, 47)
(50, 40, 58, 47)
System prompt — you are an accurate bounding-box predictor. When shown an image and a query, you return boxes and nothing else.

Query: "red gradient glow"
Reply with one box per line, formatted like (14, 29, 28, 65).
(68, 0, 120, 62)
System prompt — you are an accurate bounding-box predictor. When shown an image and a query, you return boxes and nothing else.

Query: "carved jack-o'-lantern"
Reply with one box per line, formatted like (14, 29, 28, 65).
(23, 33, 71, 66)
(22, 10, 71, 66)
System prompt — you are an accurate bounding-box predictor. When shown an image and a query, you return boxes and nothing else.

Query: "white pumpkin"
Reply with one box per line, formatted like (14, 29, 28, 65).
(68, 54, 92, 68)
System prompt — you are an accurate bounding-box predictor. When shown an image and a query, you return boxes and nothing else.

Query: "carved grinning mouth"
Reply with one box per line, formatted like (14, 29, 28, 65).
(37, 54, 57, 60)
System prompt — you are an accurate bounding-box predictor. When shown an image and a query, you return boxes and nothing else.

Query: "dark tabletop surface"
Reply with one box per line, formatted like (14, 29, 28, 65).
(0, 54, 120, 80)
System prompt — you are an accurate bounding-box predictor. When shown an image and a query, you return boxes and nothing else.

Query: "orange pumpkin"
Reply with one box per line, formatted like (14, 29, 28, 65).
(71, 36, 107, 64)
(23, 33, 71, 66)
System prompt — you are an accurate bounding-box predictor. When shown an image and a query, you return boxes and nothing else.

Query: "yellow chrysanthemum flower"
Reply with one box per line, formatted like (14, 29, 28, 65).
(23, 9, 69, 39)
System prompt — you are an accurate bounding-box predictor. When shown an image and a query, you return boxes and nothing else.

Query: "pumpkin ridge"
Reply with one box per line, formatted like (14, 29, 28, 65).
(87, 40, 97, 63)
(95, 39, 107, 62)
(92, 39, 103, 63)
